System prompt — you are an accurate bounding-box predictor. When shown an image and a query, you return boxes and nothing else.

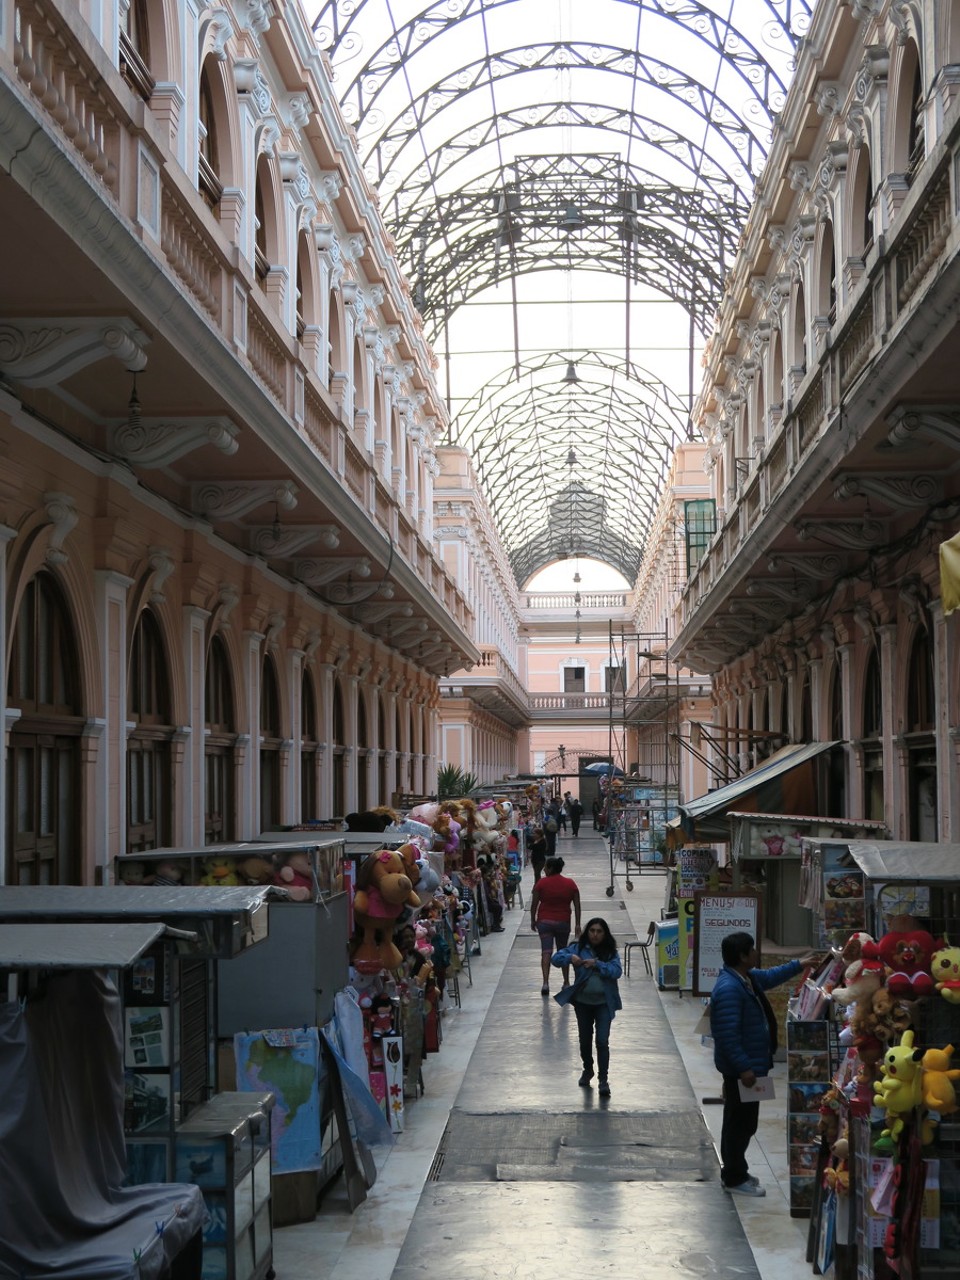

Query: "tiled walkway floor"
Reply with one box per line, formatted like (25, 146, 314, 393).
(273, 835, 812, 1278)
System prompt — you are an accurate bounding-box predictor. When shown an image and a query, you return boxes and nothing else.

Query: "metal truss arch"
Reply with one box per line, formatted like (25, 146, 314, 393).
(347, 40, 780, 185)
(401, 154, 739, 335)
(452, 351, 690, 584)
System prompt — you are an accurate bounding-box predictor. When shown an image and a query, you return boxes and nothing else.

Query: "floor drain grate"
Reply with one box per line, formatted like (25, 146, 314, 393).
(427, 1151, 445, 1181)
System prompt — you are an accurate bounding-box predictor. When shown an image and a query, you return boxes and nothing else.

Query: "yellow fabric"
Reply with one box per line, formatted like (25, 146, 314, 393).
(941, 529, 960, 616)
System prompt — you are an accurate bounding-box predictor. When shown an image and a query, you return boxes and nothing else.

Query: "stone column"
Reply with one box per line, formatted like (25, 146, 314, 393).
(182, 606, 209, 846)
(95, 569, 133, 867)
(0, 523, 15, 880)
(242, 631, 263, 837)
(877, 622, 902, 836)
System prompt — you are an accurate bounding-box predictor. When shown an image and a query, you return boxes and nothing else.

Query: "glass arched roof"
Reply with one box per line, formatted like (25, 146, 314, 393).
(306, 0, 811, 583)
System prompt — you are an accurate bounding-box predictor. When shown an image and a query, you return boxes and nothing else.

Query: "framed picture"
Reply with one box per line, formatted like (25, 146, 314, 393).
(124, 1071, 172, 1135)
(125, 1006, 170, 1068)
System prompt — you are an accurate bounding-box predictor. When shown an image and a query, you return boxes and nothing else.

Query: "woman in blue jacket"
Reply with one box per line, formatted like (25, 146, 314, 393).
(553, 918, 622, 1098)
(710, 932, 818, 1196)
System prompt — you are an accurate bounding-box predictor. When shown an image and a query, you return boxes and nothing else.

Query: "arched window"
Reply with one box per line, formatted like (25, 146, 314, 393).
(792, 281, 807, 376)
(301, 671, 319, 821)
(328, 296, 344, 387)
(6, 573, 83, 884)
(119, 0, 155, 101)
(861, 646, 883, 822)
(332, 679, 346, 817)
(905, 629, 937, 840)
(204, 634, 235, 843)
(850, 148, 874, 257)
(817, 222, 837, 324)
(127, 609, 173, 852)
(906, 58, 924, 185)
(260, 658, 282, 831)
(198, 60, 223, 212)
(254, 175, 269, 284)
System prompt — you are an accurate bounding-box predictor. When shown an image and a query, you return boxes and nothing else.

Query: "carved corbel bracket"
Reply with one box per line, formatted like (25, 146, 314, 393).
(193, 479, 298, 523)
(0, 318, 148, 387)
(112, 417, 239, 467)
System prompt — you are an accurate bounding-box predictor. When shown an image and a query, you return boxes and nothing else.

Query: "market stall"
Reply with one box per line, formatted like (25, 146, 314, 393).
(788, 838, 960, 1279)
(0, 921, 205, 1280)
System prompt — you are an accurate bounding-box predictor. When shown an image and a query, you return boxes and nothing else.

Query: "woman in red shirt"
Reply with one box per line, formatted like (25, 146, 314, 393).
(530, 857, 581, 996)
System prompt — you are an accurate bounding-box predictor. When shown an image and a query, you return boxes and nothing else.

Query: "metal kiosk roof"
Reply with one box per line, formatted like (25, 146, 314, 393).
(0, 886, 281, 958)
(0, 921, 168, 970)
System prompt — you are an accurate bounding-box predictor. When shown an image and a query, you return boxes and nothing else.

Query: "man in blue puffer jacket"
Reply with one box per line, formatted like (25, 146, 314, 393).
(710, 932, 818, 1197)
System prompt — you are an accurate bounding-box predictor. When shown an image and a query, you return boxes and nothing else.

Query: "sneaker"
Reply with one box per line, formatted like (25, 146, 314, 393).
(723, 1181, 766, 1197)
(491, 926, 505, 932)
(578, 1069, 594, 1087)
(540, 985, 549, 996)
(598, 1080, 611, 1098)
(746, 1174, 760, 1187)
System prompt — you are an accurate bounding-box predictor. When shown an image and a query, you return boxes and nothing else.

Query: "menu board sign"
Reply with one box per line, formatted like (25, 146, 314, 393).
(692, 891, 762, 996)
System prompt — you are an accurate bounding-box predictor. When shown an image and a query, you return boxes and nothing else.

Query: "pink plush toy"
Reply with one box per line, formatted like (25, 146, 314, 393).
(352, 849, 421, 973)
(273, 851, 314, 902)
(877, 924, 938, 999)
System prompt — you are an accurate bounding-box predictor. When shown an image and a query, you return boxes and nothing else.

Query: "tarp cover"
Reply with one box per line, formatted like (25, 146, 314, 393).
(678, 741, 838, 841)
(0, 969, 203, 1279)
(845, 840, 960, 883)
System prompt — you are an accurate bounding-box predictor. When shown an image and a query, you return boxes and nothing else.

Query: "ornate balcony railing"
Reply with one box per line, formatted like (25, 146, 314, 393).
(523, 591, 628, 609)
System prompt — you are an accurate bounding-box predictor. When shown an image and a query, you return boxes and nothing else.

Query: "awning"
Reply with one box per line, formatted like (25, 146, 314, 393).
(678, 741, 839, 841)
(0, 921, 167, 969)
(845, 840, 960, 882)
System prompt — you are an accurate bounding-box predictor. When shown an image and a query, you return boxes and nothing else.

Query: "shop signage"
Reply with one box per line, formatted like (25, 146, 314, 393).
(692, 891, 762, 996)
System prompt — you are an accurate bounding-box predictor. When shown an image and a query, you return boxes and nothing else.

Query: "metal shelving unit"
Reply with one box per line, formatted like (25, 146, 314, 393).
(604, 624, 681, 897)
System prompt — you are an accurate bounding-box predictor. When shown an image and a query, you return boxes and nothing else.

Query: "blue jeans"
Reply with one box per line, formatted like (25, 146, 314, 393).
(574, 1001, 612, 1079)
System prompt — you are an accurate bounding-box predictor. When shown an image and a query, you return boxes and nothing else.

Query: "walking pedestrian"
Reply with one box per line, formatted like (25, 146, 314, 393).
(543, 805, 560, 856)
(530, 856, 581, 996)
(710, 932, 819, 1196)
(529, 826, 547, 882)
(552, 918, 622, 1097)
(557, 796, 568, 835)
(568, 796, 583, 837)
(591, 797, 601, 831)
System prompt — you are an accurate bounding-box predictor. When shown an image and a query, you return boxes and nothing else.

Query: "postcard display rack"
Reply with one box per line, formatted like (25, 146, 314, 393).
(790, 838, 960, 1280)
(175, 1091, 275, 1280)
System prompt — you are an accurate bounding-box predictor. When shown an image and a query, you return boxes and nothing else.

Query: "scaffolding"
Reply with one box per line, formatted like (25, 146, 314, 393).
(604, 624, 681, 896)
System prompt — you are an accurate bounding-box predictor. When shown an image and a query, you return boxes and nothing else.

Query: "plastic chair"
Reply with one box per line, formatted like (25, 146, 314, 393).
(623, 921, 655, 977)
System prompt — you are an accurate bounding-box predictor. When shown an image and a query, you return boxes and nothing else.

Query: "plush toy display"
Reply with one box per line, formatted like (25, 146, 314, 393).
(352, 849, 421, 973)
(876, 924, 938, 999)
(272, 851, 314, 902)
(834, 931, 874, 965)
(824, 1138, 850, 1196)
(932, 945, 960, 1004)
(200, 856, 239, 886)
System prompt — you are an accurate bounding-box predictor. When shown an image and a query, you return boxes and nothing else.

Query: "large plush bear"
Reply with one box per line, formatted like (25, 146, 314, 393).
(877, 923, 938, 999)
(351, 849, 421, 973)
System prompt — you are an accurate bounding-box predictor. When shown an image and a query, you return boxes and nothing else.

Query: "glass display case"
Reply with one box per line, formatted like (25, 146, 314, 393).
(175, 1091, 275, 1280)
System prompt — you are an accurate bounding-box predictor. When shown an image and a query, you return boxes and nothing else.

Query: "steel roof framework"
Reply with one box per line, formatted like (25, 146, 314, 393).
(307, 0, 811, 584)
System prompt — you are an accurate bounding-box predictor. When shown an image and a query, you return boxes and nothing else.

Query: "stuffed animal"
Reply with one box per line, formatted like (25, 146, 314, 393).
(118, 859, 153, 886)
(833, 931, 874, 964)
(344, 806, 400, 832)
(877, 924, 938, 999)
(851, 986, 912, 1055)
(200, 856, 239, 886)
(151, 860, 185, 887)
(921, 1045, 960, 1116)
(932, 946, 960, 1004)
(831, 941, 886, 1006)
(352, 849, 421, 973)
(817, 1085, 843, 1144)
(824, 1138, 850, 1195)
(874, 1030, 924, 1140)
(273, 851, 314, 902)
(235, 855, 274, 886)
